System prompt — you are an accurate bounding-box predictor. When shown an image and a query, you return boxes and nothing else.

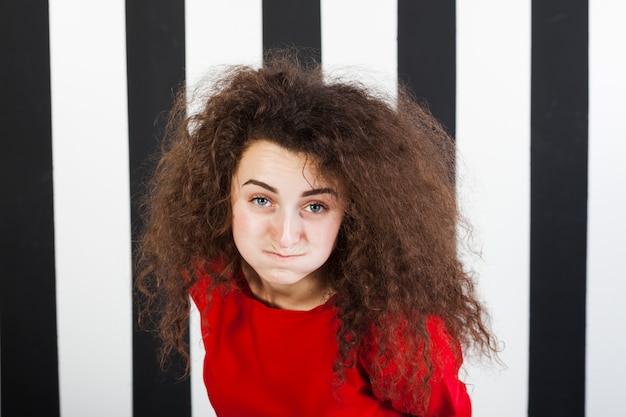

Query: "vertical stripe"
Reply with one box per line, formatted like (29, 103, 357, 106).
(184, 2, 263, 416)
(0, 2, 60, 416)
(530, 1, 588, 416)
(185, 0, 263, 88)
(586, 0, 626, 415)
(126, 2, 188, 416)
(262, 0, 321, 65)
(49, 1, 133, 416)
(456, 1, 531, 416)
(398, 0, 456, 136)
(320, 0, 397, 97)
(4, 2, 626, 415)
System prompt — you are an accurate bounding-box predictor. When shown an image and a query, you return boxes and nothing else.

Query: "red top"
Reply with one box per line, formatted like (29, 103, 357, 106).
(190, 271, 471, 417)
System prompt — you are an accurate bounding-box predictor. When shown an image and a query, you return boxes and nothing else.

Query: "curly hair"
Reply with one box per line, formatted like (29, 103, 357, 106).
(136, 53, 497, 412)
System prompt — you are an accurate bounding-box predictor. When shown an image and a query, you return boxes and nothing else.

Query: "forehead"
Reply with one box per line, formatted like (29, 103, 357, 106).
(234, 140, 327, 184)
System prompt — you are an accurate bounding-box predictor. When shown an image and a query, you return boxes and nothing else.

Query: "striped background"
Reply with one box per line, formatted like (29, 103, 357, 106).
(1, 1, 625, 416)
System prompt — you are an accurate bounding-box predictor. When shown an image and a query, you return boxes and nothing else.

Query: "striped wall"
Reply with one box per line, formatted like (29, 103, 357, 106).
(1, 1, 625, 416)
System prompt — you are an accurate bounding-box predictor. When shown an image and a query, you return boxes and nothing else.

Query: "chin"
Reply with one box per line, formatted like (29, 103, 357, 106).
(263, 272, 306, 286)
(253, 265, 312, 285)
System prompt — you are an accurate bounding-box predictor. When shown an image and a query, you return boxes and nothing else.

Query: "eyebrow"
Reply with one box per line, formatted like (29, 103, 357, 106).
(242, 179, 336, 197)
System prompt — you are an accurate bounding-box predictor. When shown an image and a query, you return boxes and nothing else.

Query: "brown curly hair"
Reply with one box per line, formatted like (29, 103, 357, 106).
(136, 52, 497, 413)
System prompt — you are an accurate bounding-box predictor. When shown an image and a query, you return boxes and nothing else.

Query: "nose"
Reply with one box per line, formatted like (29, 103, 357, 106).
(272, 208, 303, 248)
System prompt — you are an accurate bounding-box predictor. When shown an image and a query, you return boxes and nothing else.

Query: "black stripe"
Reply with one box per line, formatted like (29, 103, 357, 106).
(530, 1, 588, 416)
(0, 1, 60, 416)
(397, 0, 456, 137)
(262, 0, 321, 66)
(126, 2, 189, 416)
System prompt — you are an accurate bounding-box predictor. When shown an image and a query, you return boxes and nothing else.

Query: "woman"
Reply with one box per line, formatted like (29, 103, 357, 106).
(136, 54, 497, 416)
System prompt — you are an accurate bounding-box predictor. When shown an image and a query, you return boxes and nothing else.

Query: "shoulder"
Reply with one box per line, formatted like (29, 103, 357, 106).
(358, 315, 469, 416)
(189, 259, 233, 311)
(359, 315, 460, 366)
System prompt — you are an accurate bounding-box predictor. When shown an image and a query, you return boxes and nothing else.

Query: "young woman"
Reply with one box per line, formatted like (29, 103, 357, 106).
(136, 55, 497, 416)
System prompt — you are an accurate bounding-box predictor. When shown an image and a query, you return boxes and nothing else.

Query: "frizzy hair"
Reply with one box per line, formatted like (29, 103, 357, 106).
(135, 53, 497, 412)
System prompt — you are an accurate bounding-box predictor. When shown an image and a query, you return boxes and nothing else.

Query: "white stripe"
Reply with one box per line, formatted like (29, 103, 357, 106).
(587, 1, 626, 415)
(185, 2, 263, 416)
(185, 0, 263, 90)
(456, 1, 531, 415)
(49, 1, 132, 416)
(321, 0, 397, 97)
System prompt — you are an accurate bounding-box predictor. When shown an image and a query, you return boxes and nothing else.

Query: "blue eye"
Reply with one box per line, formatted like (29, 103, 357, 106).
(252, 197, 271, 207)
(306, 203, 326, 213)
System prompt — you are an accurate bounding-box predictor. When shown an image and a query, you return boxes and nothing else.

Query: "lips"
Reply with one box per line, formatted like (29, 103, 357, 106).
(265, 250, 303, 260)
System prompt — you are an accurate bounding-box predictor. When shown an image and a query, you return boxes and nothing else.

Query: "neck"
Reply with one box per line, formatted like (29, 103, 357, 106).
(241, 263, 332, 311)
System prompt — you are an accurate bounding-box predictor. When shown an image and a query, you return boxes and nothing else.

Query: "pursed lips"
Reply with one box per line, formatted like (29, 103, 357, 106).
(264, 250, 304, 259)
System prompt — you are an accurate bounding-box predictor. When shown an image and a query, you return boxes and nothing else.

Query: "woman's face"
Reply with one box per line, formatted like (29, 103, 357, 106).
(231, 140, 344, 288)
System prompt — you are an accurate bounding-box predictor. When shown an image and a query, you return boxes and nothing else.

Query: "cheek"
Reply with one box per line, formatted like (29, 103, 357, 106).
(231, 205, 269, 249)
(312, 218, 343, 252)
(231, 205, 252, 247)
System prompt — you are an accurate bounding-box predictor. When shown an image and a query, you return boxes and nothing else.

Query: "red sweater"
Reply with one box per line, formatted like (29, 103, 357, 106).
(191, 272, 471, 417)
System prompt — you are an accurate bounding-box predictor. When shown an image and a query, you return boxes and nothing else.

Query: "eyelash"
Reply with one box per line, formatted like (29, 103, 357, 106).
(249, 196, 267, 206)
(249, 196, 329, 213)
(304, 203, 328, 213)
